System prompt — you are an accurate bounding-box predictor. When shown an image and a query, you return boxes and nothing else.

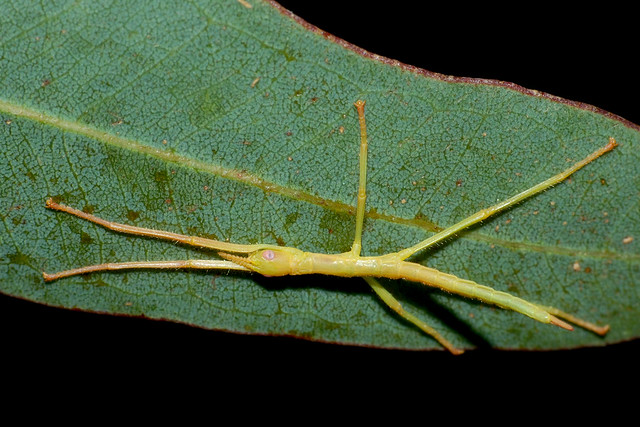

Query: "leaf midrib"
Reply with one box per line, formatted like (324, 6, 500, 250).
(1, 98, 635, 262)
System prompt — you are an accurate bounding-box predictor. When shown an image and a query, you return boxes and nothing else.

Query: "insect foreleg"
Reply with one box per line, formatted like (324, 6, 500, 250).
(43, 259, 250, 281)
(45, 198, 264, 253)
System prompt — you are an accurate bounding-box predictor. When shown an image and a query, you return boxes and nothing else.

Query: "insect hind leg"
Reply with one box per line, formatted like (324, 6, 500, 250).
(396, 138, 618, 261)
(538, 305, 610, 336)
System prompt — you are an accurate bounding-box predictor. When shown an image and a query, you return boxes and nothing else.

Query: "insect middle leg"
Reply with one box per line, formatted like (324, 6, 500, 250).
(349, 102, 466, 351)
(365, 277, 463, 354)
(349, 100, 369, 257)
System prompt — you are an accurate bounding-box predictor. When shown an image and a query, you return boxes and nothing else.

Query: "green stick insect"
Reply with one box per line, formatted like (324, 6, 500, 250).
(44, 100, 615, 354)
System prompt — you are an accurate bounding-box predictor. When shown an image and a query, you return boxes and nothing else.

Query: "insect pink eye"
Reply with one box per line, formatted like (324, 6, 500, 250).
(262, 250, 275, 261)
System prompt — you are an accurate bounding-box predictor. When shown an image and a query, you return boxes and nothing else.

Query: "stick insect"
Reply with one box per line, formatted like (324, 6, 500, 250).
(44, 100, 615, 354)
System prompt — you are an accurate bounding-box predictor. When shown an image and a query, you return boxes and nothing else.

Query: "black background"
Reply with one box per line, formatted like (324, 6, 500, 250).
(3, 1, 637, 406)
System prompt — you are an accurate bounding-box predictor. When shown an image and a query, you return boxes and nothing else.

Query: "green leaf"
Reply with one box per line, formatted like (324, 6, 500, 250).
(1, 0, 638, 352)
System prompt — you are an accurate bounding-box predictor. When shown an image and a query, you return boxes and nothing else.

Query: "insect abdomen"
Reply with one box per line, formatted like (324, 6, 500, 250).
(398, 262, 553, 324)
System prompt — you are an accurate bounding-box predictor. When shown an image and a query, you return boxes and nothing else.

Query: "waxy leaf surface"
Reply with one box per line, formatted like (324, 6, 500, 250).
(1, 0, 638, 351)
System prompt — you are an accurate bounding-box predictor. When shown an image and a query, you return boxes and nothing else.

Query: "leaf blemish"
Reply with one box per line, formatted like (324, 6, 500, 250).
(80, 232, 93, 245)
(154, 170, 169, 183)
(126, 210, 140, 222)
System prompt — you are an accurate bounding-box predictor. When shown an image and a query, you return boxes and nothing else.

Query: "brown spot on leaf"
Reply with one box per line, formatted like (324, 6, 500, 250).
(127, 210, 140, 222)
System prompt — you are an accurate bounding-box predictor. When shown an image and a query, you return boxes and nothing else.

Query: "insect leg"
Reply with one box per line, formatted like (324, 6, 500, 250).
(538, 305, 610, 335)
(364, 276, 464, 354)
(43, 259, 250, 281)
(401, 262, 610, 335)
(349, 100, 369, 257)
(396, 138, 618, 260)
(45, 198, 263, 253)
